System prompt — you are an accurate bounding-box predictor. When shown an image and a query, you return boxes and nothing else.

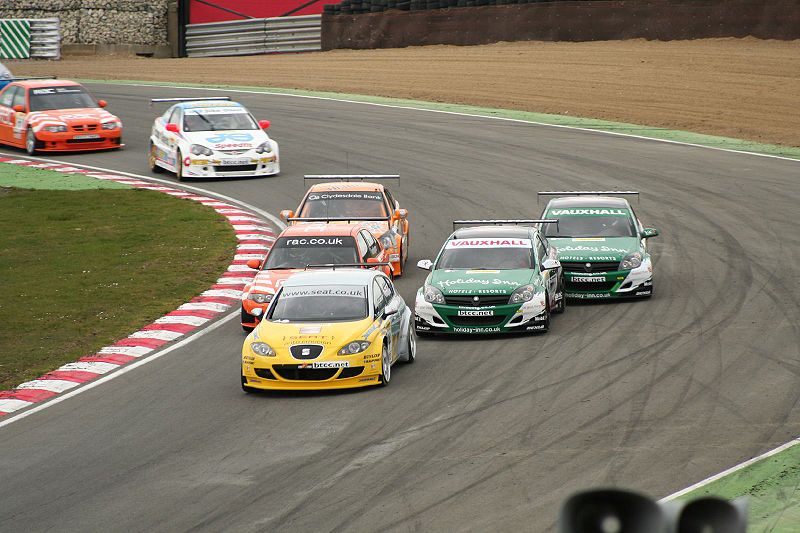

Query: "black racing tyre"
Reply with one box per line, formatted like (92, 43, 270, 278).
(241, 307, 256, 333)
(553, 274, 566, 314)
(538, 294, 551, 333)
(379, 344, 391, 386)
(175, 149, 184, 181)
(401, 325, 416, 364)
(148, 142, 164, 173)
(25, 128, 41, 155)
(241, 374, 257, 393)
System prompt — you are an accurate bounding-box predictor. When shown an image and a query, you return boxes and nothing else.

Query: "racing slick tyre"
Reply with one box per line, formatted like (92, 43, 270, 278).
(175, 150, 184, 181)
(553, 274, 566, 314)
(241, 374, 257, 393)
(148, 142, 164, 174)
(25, 129, 42, 155)
(537, 293, 551, 334)
(401, 325, 416, 364)
(379, 344, 391, 386)
(241, 307, 255, 333)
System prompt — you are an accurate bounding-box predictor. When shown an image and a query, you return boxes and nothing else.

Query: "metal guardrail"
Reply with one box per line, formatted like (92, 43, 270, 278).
(185, 15, 321, 57)
(30, 18, 60, 59)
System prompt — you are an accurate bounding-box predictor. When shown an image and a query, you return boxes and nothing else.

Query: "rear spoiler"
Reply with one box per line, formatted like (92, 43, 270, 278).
(537, 191, 639, 204)
(149, 96, 231, 107)
(304, 262, 392, 270)
(288, 216, 390, 223)
(304, 174, 399, 183)
(452, 219, 558, 230)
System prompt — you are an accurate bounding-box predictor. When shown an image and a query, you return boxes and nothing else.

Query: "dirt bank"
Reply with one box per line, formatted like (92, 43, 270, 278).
(10, 37, 800, 147)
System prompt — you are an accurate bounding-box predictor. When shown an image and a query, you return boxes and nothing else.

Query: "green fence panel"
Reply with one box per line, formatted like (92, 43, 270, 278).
(0, 20, 31, 59)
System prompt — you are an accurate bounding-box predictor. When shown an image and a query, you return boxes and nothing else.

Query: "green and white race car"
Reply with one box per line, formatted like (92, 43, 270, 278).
(414, 221, 565, 335)
(538, 191, 659, 299)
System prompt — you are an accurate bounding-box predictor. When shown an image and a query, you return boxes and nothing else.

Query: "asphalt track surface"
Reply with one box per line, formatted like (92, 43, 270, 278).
(1, 83, 799, 532)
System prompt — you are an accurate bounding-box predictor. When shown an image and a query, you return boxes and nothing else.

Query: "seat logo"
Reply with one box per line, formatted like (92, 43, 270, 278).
(302, 348, 311, 356)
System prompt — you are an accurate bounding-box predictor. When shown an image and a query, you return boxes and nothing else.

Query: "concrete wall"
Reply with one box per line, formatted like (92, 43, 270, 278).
(322, 0, 800, 50)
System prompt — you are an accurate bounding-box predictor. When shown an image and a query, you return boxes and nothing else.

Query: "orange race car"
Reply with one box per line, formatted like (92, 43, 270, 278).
(0, 79, 122, 155)
(240, 221, 393, 332)
(280, 175, 410, 276)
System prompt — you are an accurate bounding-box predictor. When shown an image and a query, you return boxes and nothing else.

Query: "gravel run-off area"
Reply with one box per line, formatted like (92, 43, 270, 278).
(10, 37, 800, 148)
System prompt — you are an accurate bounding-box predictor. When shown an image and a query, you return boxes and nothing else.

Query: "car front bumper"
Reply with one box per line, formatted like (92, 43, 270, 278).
(183, 155, 279, 178)
(242, 349, 384, 390)
(414, 291, 547, 334)
(563, 260, 653, 299)
(34, 129, 122, 152)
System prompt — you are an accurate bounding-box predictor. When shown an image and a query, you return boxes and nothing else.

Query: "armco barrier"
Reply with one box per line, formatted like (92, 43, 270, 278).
(30, 18, 60, 59)
(186, 14, 321, 57)
(0, 18, 60, 59)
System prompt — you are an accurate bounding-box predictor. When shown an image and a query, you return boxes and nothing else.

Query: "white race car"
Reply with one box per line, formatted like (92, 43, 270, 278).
(148, 97, 279, 180)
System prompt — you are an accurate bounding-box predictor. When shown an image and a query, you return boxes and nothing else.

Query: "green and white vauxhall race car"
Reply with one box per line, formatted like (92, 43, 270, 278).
(414, 221, 565, 335)
(538, 192, 659, 300)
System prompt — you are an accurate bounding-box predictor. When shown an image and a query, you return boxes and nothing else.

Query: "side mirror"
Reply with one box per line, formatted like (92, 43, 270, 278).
(165, 123, 179, 133)
(366, 257, 380, 264)
(258, 119, 270, 130)
(417, 259, 433, 271)
(383, 304, 398, 318)
(246, 259, 262, 270)
(392, 208, 408, 222)
(97, 99, 107, 108)
(641, 227, 659, 239)
(541, 258, 561, 270)
(279, 209, 294, 222)
(12, 104, 23, 112)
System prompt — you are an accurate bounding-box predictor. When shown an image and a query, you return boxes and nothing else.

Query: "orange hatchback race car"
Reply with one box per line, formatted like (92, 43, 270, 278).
(280, 175, 410, 276)
(0, 79, 122, 155)
(240, 221, 393, 332)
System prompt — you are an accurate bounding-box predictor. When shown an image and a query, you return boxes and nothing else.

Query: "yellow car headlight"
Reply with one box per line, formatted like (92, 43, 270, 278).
(338, 340, 371, 355)
(251, 342, 275, 357)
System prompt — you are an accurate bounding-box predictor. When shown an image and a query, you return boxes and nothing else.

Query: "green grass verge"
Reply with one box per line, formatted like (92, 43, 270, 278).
(0, 173, 237, 390)
(0, 163, 132, 190)
(678, 444, 800, 531)
(78, 78, 800, 161)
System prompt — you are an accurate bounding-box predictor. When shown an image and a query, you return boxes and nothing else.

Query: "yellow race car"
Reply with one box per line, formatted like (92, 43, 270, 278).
(241, 268, 416, 391)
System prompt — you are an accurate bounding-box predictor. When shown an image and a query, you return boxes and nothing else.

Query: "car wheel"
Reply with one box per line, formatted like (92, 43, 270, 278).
(175, 150, 184, 181)
(538, 294, 551, 333)
(400, 235, 408, 268)
(379, 344, 391, 386)
(241, 307, 256, 333)
(25, 128, 40, 155)
(553, 274, 566, 314)
(148, 142, 164, 173)
(401, 325, 416, 364)
(241, 374, 257, 393)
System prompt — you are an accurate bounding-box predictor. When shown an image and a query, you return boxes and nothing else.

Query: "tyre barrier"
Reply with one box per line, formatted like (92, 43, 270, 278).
(324, 0, 585, 15)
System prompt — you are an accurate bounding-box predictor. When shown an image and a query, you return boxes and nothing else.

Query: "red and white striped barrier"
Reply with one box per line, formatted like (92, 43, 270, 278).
(0, 157, 274, 417)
